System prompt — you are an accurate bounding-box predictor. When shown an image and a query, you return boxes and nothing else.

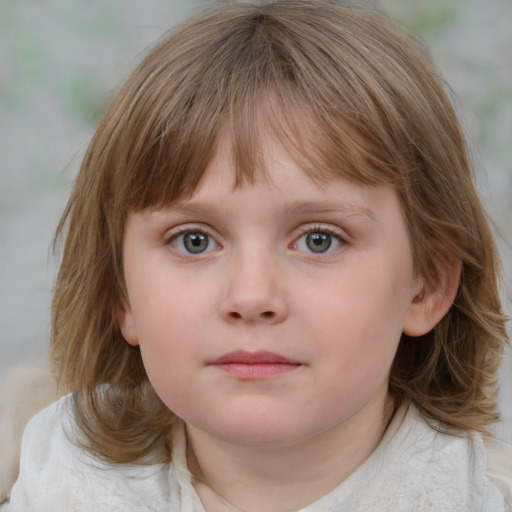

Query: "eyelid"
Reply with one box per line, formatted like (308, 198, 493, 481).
(163, 222, 348, 257)
(291, 223, 348, 255)
(164, 224, 222, 256)
(294, 223, 348, 241)
(164, 223, 217, 242)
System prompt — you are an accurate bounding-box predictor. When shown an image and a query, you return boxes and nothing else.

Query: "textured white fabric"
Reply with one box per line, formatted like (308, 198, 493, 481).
(294, 405, 511, 512)
(6, 395, 512, 511)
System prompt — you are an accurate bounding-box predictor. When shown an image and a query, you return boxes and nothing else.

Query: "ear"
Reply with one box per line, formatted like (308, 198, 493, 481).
(116, 300, 140, 346)
(402, 256, 461, 337)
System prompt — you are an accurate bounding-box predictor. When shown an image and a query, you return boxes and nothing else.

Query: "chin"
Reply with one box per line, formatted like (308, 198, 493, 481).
(198, 413, 321, 449)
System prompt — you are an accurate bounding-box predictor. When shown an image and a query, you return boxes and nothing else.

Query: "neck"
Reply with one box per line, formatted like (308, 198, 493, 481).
(186, 392, 395, 512)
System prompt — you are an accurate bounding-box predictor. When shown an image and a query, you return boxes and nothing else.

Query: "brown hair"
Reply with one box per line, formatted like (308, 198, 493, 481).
(51, 0, 508, 463)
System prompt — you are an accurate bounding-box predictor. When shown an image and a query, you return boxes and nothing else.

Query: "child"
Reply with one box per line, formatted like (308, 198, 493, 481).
(5, 0, 512, 510)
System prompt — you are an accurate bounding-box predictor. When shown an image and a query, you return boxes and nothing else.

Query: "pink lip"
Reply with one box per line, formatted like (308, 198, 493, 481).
(210, 350, 302, 379)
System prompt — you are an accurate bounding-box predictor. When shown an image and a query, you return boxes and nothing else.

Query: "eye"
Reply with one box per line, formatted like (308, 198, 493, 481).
(170, 230, 218, 254)
(294, 229, 344, 254)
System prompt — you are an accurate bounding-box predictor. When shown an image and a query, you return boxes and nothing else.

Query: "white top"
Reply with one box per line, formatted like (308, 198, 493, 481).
(5, 395, 512, 511)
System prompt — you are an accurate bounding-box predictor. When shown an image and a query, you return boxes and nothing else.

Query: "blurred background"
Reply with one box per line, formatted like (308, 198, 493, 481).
(1, 0, 511, 441)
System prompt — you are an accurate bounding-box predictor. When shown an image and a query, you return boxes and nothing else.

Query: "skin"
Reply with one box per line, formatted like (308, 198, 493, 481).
(117, 135, 455, 512)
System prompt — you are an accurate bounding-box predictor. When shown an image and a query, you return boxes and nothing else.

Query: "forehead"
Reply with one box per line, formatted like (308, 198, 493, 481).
(160, 108, 397, 213)
(120, 84, 401, 218)
(170, 130, 392, 224)
(172, 124, 339, 204)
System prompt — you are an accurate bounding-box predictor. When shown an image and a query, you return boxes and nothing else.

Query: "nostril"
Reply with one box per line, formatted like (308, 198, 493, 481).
(228, 311, 275, 320)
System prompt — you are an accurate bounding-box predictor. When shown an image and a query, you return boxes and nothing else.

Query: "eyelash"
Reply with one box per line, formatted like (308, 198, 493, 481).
(292, 225, 347, 255)
(166, 227, 220, 256)
(165, 224, 347, 257)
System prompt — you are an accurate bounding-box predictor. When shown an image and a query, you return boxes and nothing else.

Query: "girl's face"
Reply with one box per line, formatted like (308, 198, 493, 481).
(118, 135, 425, 449)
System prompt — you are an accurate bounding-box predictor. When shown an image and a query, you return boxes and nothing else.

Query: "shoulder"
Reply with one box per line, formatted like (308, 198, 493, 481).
(16, 395, 72, 471)
(7, 395, 172, 512)
(402, 405, 512, 511)
(484, 436, 512, 511)
(0, 361, 57, 504)
(7, 396, 84, 510)
(358, 404, 512, 511)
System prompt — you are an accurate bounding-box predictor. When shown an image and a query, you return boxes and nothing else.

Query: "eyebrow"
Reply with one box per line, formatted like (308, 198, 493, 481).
(164, 203, 216, 217)
(285, 200, 377, 222)
(165, 200, 377, 222)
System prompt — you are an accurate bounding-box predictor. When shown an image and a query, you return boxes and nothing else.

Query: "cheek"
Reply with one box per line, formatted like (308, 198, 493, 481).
(135, 295, 200, 364)
(309, 265, 409, 338)
(136, 316, 200, 416)
(130, 281, 217, 406)
(131, 267, 216, 339)
(312, 316, 400, 419)
(304, 265, 409, 382)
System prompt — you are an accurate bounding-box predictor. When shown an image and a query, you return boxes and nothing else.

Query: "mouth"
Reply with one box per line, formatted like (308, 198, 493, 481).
(209, 350, 302, 379)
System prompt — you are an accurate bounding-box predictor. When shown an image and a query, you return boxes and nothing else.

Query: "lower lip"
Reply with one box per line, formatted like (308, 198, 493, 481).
(212, 362, 301, 379)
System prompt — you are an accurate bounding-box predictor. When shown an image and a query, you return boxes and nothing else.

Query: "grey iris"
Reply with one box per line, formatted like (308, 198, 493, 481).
(184, 232, 209, 253)
(306, 232, 332, 253)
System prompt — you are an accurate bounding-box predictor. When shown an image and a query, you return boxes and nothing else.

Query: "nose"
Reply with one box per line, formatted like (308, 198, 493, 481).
(219, 249, 288, 325)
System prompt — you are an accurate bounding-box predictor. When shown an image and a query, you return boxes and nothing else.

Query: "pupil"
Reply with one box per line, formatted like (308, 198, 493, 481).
(184, 233, 208, 253)
(306, 232, 331, 253)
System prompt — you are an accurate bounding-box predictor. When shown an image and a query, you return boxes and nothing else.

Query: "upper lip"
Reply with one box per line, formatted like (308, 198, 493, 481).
(210, 350, 300, 365)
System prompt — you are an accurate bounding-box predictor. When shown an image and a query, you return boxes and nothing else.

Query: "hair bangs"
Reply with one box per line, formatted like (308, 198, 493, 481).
(112, 5, 409, 218)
